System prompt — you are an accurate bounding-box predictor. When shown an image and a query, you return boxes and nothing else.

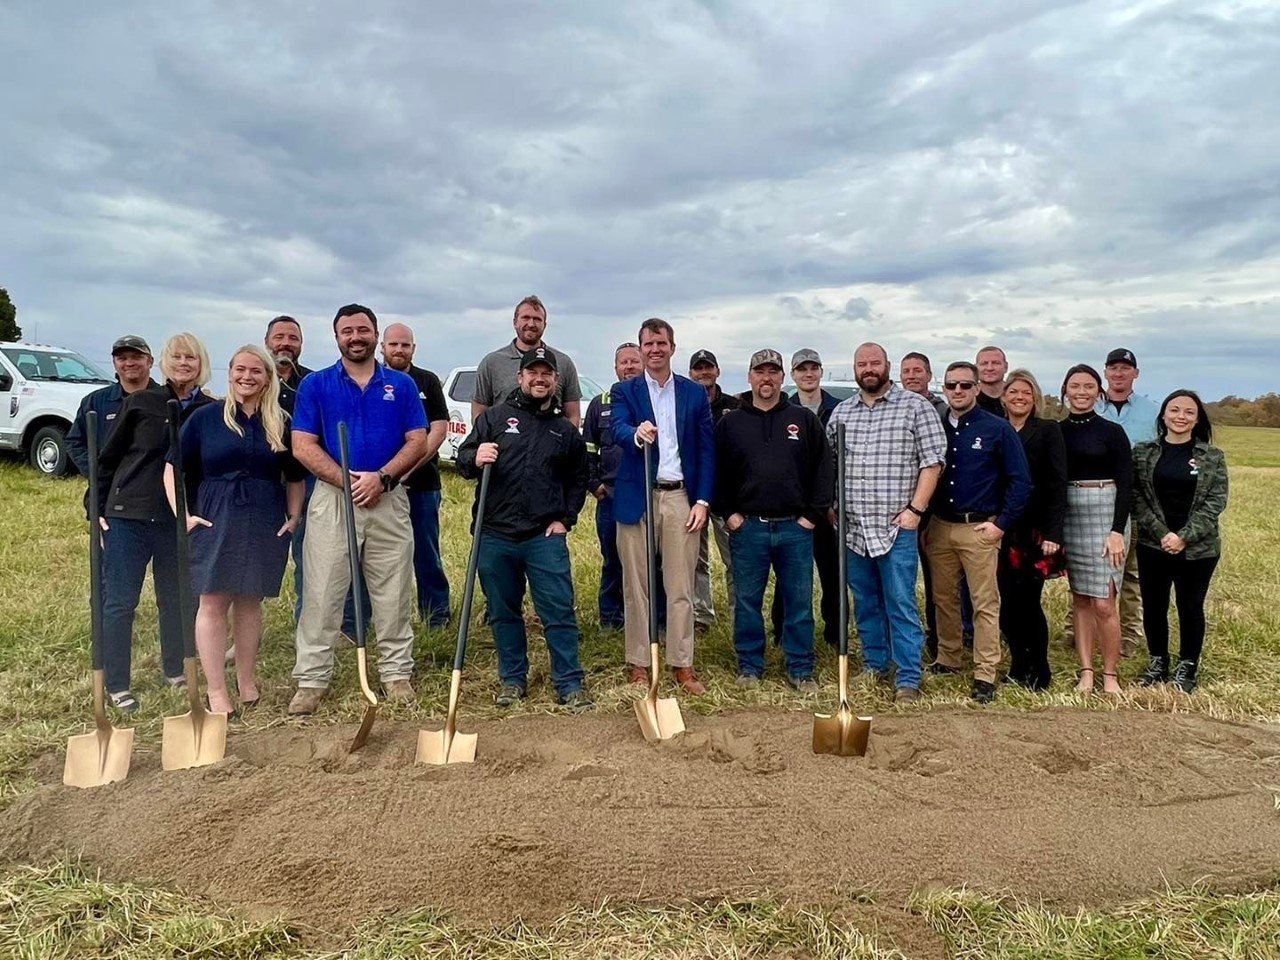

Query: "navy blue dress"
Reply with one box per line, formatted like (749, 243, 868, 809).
(174, 403, 308, 597)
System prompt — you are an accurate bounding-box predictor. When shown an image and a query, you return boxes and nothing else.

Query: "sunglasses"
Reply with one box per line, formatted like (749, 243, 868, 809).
(943, 380, 977, 390)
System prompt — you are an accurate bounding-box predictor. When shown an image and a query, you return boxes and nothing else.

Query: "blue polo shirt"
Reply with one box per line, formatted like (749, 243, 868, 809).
(930, 406, 1033, 532)
(292, 360, 428, 471)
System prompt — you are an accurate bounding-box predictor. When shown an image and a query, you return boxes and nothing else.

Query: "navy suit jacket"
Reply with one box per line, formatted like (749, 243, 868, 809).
(610, 372, 715, 525)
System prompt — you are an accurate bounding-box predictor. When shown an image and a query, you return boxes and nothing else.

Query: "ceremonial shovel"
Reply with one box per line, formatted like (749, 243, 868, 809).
(338, 422, 380, 753)
(634, 440, 686, 742)
(812, 421, 872, 757)
(162, 400, 228, 770)
(416, 462, 491, 765)
(64, 411, 135, 788)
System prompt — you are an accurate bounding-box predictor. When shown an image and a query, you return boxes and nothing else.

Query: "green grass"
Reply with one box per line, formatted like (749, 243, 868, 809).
(1, 428, 1279, 957)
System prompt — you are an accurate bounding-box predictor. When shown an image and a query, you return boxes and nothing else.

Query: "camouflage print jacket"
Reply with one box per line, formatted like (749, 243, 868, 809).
(1131, 439, 1228, 560)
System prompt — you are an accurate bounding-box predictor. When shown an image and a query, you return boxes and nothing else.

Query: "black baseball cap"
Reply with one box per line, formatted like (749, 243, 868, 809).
(111, 335, 152, 356)
(689, 349, 718, 369)
(1105, 348, 1137, 367)
(519, 346, 558, 372)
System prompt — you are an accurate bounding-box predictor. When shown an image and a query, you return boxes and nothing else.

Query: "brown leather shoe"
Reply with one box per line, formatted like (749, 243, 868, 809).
(627, 665, 650, 686)
(672, 667, 706, 695)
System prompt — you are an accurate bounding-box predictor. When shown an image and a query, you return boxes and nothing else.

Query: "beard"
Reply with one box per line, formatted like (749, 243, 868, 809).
(384, 355, 411, 371)
(857, 370, 888, 392)
(339, 338, 374, 362)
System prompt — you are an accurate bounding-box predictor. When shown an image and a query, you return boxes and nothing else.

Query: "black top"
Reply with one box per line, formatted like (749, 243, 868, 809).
(1153, 439, 1197, 534)
(713, 401, 832, 525)
(708, 384, 740, 422)
(277, 361, 314, 416)
(976, 391, 1007, 418)
(584, 388, 622, 495)
(97, 382, 182, 520)
(1061, 411, 1133, 533)
(400, 365, 450, 492)
(1012, 416, 1068, 544)
(786, 388, 841, 426)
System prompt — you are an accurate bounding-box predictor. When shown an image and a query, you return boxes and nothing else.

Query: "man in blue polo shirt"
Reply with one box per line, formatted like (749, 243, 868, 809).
(288, 304, 429, 715)
(922, 360, 1032, 703)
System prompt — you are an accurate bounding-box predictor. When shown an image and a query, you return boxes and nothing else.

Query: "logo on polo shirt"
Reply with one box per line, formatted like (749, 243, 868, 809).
(383, 383, 396, 401)
(786, 423, 800, 441)
(505, 417, 521, 434)
(971, 437, 983, 450)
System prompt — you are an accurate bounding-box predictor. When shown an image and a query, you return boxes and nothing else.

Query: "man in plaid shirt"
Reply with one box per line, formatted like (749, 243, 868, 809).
(826, 342, 947, 701)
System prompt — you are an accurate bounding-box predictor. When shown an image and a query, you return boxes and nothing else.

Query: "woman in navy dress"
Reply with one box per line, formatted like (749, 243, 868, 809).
(164, 345, 306, 713)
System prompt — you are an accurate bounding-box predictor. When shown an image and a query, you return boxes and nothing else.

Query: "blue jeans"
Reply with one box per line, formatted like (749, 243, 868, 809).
(477, 532, 585, 695)
(845, 529, 925, 690)
(730, 518, 815, 679)
(594, 495, 625, 628)
(101, 516, 187, 692)
(409, 488, 451, 625)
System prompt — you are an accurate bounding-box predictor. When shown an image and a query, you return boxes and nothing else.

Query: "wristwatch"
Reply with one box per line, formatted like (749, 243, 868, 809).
(379, 471, 399, 492)
(904, 504, 925, 517)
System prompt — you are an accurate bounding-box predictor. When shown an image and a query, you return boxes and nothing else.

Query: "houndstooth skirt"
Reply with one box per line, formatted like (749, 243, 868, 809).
(1063, 484, 1130, 598)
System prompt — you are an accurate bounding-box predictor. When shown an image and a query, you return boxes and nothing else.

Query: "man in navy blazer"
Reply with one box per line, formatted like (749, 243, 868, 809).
(611, 318, 716, 694)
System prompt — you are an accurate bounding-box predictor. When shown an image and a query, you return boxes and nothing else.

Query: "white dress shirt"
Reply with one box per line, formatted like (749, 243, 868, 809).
(644, 369, 683, 481)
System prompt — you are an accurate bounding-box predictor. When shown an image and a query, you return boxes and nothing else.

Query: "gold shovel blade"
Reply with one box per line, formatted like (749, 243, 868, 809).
(635, 694, 686, 742)
(349, 704, 379, 753)
(416, 728, 478, 765)
(812, 708, 872, 757)
(64, 725, 135, 788)
(161, 710, 228, 770)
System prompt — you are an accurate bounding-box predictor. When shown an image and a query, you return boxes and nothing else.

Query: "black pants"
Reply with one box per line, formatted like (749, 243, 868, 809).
(996, 568, 1050, 689)
(771, 516, 841, 647)
(1136, 544, 1219, 664)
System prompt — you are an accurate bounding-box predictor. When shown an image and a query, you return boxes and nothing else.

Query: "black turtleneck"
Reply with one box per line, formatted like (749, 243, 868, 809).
(1061, 411, 1133, 533)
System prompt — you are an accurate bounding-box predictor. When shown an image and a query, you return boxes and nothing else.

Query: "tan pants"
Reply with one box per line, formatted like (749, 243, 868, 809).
(1063, 538, 1144, 648)
(922, 519, 1002, 684)
(617, 488, 700, 668)
(293, 482, 415, 688)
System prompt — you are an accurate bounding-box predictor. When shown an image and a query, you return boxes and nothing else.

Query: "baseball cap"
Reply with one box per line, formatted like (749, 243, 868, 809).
(111, 335, 152, 356)
(791, 348, 822, 369)
(518, 346, 558, 372)
(749, 348, 784, 370)
(689, 349, 718, 368)
(1105, 348, 1138, 367)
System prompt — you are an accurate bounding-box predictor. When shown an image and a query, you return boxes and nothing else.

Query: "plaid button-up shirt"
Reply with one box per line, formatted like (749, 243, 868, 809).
(826, 383, 947, 557)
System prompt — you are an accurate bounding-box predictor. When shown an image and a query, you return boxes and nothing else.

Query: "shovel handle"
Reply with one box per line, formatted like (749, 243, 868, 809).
(336, 422, 368, 651)
(835, 421, 848, 658)
(643, 440, 658, 648)
(453, 462, 492, 672)
(167, 401, 198, 662)
(86, 411, 105, 673)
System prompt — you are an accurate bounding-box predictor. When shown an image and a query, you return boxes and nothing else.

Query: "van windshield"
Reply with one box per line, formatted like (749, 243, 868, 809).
(1, 348, 112, 384)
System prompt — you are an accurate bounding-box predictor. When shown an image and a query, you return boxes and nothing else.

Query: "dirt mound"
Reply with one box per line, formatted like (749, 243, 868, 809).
(4, 708, 1280, 934)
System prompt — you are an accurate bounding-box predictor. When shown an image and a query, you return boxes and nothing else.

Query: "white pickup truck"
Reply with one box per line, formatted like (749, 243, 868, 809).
(0, 341, 113, 476)
(438, 365, 606, 462)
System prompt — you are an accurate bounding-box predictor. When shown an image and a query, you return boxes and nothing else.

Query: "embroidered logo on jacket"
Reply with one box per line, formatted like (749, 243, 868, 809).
(1189, 458, 1199, 476)
(505, 417, 521, 434)
(786, 423, 800, 441)
(971, 436, 983, 450)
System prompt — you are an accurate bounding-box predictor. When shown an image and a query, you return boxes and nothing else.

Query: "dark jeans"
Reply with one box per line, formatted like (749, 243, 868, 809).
(594, 494, 625, 628)
(731, 519, 815, 679)
(845, 530, 925, 690)
(477, 532, 585, 696)
(101, 516, 186, 692)
(1137, 544, 1219, 664)
(770, 515, 841, 648)
(409, 488, 451, 625)
(997, 568, 1050, 689)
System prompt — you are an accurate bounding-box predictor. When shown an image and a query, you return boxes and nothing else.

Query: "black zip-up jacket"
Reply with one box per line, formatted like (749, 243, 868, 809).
(1012, 416, 1067, 545)
(583, 387, 622, 495)
(786, 387, 840, 426)
(97, 381, 212, 521)
(457, 387, 588, 540)
(713, 401, 833, 525)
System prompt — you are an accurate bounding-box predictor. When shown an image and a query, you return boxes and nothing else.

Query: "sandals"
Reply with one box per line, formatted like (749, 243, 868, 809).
(1074, 667, 1095, 693)
(1101, 671, 1122, 696)
(109, 690, 139, 714)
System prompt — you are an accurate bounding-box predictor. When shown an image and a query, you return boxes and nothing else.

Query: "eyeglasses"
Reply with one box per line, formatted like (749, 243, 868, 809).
(943, 380, 976, 391)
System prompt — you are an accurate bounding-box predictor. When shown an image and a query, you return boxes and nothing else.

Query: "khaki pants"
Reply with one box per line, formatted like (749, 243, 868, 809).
(922, 519, 1002, 684)
(1063, 538, 1144, 648)
(693, 514, 734, 624)
(617, 488, 700, 668)
(293, 482, 415, 688)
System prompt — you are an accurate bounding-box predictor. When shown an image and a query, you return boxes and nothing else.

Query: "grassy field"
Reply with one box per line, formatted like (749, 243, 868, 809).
(1, 424, 1278, 957)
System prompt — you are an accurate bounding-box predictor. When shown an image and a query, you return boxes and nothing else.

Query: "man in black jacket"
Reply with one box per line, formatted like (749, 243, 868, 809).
(66, 335, 157, 477)
(688, 349, 739, 632)
(457, 347, 591, 710)
(715, 349, 833, 690)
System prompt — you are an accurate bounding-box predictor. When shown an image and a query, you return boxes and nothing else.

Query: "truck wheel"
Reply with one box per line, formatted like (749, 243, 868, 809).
(29, 424, 71, 477)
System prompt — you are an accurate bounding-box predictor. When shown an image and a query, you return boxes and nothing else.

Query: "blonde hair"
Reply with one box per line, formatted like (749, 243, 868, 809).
(223, 344, 287, 452)
(160, 332, 213, 389)
(1004, 367, 1045, 416)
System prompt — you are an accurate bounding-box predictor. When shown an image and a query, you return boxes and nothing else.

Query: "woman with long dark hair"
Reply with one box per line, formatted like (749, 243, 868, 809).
(998, 369, 1067, 690)
(1132, 390, 1228, 693)
(1059, 364, 1132, 694)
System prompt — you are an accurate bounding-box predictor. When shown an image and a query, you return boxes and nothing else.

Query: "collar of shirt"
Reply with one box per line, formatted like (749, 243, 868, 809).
(855, 381, 906, 406)
(334, 358, 388, 390)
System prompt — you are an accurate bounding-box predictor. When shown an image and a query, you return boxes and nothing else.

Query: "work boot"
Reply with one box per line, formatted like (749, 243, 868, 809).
(734, 674, 761, 690)
(1136, 655, 1169, 687)
(1120, 636, 1140, 659)
(384, 679, 415, 700)
(971, 680, 997, 704)
(627, 664, 650, 686)
(788, 675, 819, 695)
(672, 667, 706, 695)
(928, 661, 962, 676)
(894, 686, 921, 704)
(695, 621, 712, 637)
(495, 684, 526, 708)
(1171, 659, 1198, 694)
(557, 688, 594, 712)
(288, 687, 325, 716)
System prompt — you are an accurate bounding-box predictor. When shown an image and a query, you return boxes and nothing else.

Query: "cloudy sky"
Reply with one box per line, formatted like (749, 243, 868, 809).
(3, 1, 1278, 399)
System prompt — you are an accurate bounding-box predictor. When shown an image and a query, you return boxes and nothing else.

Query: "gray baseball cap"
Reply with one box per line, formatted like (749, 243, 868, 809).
(111, 335, 152, 356)
(791, 348, 822, 368)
